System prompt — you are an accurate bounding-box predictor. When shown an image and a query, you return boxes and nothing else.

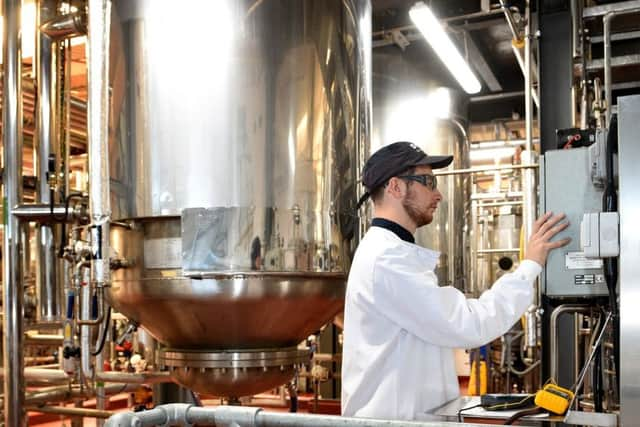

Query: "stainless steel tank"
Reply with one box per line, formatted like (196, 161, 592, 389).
(372, 47, 470, 290)
(107, 0, 371, 397)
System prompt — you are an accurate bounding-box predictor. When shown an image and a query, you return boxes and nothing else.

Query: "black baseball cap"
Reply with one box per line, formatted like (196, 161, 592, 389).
(356, 141, 453, 208)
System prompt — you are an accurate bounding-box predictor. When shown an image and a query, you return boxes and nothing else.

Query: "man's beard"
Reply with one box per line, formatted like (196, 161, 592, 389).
(402, 186, 434, 228)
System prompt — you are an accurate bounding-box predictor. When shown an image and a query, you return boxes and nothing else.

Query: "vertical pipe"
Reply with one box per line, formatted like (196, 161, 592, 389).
(81, 268, 93, 379)
(603, 12, 614, 126)
(570, 0, 582, 59)
(2, 0, 26, 424)
(522, 0, 535, 243)
(36, 0, 61, 324)
(522, 1, 538, 306)
(470, 196, 478, 295)
(86, 0, 112, 286)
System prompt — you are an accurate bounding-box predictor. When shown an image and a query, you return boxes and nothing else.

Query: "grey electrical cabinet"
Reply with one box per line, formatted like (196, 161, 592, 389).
(540, 145, 609, 297)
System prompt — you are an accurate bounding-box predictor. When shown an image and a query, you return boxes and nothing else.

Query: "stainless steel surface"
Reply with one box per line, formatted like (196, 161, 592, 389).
(107, 0, 369, 348)
(35, 0, 61, 325)
(109, 221, 345, 349)
(372, 48, 469, 288)
(2, 0, 25, 424)
(109, 0, 368, 232)
(617, 95, 640, 427)
(40, 12, 86, 39)
(107, 0, 369, 397)
(549, 304, 590, 383)
(180, 207, 344, 273)
(88, 0, 111, 286)
(583, 0, 640, 18)
(106, 403, 497, 427)
(160, 348, 308, 397)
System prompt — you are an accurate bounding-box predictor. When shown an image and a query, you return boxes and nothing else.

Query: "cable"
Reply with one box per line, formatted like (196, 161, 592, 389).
(91, 306, 111, 356)
(457, 404, 482, 422)
(503, 406, 545, 425)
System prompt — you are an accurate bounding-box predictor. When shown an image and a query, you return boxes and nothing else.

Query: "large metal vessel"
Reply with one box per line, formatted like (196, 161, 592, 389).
(107, 0, 371, 397)
(372, 47, 470, 290)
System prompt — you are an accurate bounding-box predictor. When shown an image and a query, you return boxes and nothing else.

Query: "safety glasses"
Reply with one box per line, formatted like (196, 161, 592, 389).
(397, 174, 438, 190)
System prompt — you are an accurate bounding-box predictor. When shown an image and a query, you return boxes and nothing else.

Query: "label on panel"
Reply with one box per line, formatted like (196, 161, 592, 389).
(565, 251, 604, 270)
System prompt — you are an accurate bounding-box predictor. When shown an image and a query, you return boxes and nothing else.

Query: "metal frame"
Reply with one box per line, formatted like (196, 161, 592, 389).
(617, 95, 640, 426)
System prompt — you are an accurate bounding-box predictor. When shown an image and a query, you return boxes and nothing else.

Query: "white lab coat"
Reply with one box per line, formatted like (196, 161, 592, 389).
(341, 226, 541, 421)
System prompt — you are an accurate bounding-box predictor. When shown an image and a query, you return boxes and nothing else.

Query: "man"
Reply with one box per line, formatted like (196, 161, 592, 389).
(341, 141, 570, 421)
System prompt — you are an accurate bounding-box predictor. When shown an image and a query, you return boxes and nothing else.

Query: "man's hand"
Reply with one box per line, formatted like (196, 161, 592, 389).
(525, 212, 571, 266)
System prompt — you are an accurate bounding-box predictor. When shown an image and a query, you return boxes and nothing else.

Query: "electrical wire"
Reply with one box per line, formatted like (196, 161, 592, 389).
(91, 305, 111, 356)
(503, 406, 545, 425)
(457, 404, 482, 422)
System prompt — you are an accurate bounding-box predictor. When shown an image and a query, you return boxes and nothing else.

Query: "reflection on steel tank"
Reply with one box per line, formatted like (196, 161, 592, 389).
(107, 0, 371, 397)
(372, 47, 470, 291)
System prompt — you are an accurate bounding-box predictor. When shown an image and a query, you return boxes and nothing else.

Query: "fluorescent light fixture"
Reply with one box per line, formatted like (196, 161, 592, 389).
(409, 2, 482, 94)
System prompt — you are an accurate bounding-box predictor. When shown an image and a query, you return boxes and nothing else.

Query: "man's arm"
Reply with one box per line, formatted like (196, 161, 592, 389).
(368, 212, 569, 348)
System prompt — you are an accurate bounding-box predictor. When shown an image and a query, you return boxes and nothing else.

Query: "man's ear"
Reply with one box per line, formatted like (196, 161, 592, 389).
(386, 177, 405, 199)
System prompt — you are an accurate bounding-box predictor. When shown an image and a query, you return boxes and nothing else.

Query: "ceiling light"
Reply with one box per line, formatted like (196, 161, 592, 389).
(409, 2, 482, 94)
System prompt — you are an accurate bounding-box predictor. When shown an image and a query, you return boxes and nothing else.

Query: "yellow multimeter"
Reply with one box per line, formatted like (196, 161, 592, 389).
(534, 383, 575, 415)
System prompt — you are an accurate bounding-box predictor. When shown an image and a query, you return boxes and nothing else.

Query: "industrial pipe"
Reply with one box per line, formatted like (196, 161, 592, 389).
(498, 0, 540, 108)
(25, 332, 64, 346)
(26, 406, 114, 419)
(2, 0, 26, 424)
(95, 371, 174, 384)
(550, 304, 591, 383)
(603, 8, 640, 125)
(107, 404, 485, 427)
(0, 367, 70, 382)
(35, 0, 61, 326)
(87, 0, 112, 289)
(12, 203, 84, 222)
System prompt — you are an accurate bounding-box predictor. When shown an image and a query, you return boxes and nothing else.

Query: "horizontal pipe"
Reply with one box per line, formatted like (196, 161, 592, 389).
(434, 163, 538, 177)
(25, 332, 64, 346)
(108, 404, 500, 427)
(1, 383, 140, 409)
(26, 406, 114, 419)
(0, 367, 70, 382)
(583, 0, 640, 18)
(474, 201, 524, 208)
(12, 204, 76, 222)
(477, 248, 520, 254)
(25, 356, 56, 365)
(469, 90, 524, 103)
(471, 192, 523, 200)
(1, 368, 170, 385)
(95, 371, 173, 384)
